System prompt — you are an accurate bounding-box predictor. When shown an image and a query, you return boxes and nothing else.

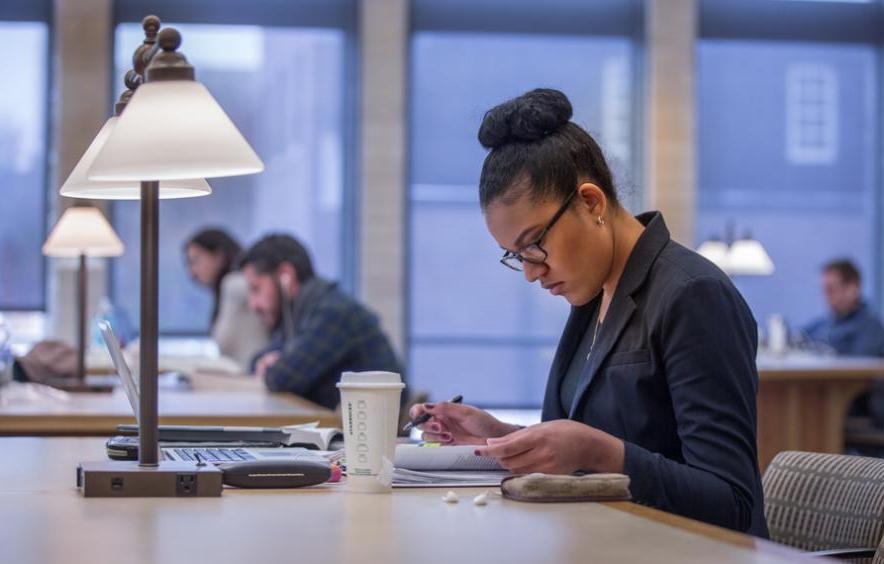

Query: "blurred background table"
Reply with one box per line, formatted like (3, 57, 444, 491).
(757, 354, 884, 471)
(0, 370, 338, 436)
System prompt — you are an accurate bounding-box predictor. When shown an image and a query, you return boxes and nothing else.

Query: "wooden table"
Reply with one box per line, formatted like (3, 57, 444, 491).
(0, 437, 813, 564)
(757, 355, 884, 471)
(0, 371, 339, 435)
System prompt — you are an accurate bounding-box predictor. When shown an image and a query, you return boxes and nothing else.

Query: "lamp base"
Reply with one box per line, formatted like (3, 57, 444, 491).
(77, 460, 223, 497)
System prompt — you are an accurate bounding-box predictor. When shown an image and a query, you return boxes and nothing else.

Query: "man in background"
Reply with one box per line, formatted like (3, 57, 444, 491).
(240, 234, 403, 410)
(803, 259, 884, 357)
(805, 259, 884, 439)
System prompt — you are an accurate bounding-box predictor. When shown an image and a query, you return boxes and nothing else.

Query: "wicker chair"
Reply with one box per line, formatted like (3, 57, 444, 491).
(763, 451, 884, 561)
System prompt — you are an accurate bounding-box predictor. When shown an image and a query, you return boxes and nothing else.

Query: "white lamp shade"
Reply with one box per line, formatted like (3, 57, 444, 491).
(727, 238, 775, 276)
(87, 81, 264, 181)
(696, 239, 730, 272)
(42, 207, 125, 258)
(60, 117, 212, 200)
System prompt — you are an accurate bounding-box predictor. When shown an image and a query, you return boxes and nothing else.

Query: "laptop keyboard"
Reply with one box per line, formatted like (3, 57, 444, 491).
(166, 447, 256, 462)
(164, 447, 325, 463)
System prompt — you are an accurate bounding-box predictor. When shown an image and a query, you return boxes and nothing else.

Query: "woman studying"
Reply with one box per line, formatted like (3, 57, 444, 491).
(411, 89, 768, 537)
(184, 228, 269, 370)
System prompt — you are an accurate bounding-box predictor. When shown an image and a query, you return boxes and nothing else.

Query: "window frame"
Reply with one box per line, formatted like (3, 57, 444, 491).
(785, 62, 838, 164)
(0, 0, 52, 312)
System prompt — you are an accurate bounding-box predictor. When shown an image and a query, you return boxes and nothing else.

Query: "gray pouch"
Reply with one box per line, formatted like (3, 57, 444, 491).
(501, 472, 631, 503)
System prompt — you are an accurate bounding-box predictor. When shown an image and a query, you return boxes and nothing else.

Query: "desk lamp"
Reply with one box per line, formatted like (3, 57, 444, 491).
(60, 17, 211, 200)
(70, 16, 263, 497)
(697, 223, 775, 276)
(42, 206, 124, 390)
(727, 234, 775, 276)
(55, 15, 209, 387)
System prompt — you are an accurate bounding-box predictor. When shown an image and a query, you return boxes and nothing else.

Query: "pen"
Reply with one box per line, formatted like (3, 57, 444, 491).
(402, 394, 463, 432)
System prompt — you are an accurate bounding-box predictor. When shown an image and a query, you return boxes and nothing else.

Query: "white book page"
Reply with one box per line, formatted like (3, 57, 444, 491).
(392, 468, 510, 488)
(394, 444, 504, 471)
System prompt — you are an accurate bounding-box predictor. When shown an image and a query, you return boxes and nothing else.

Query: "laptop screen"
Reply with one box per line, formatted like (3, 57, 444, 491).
(98, 320, 139, 423)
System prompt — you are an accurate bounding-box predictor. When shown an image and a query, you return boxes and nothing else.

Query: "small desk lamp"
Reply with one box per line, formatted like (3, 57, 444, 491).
(697, 224, 775, 276)
(70, 16, 263, 497)
(42, 206, 124, 390)
(727, 234, 775, 276)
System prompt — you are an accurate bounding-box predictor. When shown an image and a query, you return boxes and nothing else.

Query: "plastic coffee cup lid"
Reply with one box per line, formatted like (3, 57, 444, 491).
(336, 370, 405, 390)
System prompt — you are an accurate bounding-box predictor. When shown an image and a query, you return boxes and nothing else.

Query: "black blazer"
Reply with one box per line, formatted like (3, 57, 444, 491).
(542, 212, 768, 537)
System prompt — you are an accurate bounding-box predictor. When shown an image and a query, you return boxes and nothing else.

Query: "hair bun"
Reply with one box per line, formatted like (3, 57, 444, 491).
(478, 88, 573, 149)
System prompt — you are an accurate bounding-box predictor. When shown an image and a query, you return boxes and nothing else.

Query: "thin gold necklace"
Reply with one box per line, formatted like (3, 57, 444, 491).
(586, 317, 602, 361)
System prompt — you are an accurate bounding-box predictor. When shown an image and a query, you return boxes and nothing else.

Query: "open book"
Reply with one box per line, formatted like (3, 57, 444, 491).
(282, 424, 343, 450)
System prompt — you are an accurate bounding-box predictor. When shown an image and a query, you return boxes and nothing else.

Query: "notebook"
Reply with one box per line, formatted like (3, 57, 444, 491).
(391, 444, 511, 487)
(394, 444, 504, 471)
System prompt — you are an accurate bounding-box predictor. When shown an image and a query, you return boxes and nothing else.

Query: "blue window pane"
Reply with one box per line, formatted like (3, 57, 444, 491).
(412, 343, 556, 409)
(697, 40, 877, 330)
(111, 23, 345, 334)
(0, 22, 47, 310)
(409, 32, 635, 407)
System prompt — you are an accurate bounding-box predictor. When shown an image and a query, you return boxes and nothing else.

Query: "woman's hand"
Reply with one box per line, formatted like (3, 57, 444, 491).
(476, 420, 625, 475)
(408, 402, 520, 445)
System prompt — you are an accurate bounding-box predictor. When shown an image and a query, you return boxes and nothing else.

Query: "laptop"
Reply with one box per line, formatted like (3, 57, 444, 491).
(98, 320, 325, 464)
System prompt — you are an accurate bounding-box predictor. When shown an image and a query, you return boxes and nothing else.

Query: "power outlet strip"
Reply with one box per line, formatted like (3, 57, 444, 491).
(77, 460, 223, 497)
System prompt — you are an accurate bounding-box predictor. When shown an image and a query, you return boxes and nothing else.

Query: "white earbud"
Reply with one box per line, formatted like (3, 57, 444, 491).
(279, 272, 292, 292)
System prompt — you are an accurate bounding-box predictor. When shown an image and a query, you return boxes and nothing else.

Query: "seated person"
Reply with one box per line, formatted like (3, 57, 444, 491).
(184, 228, 269, 370)
(240, 234, 402, 410)
(802, 259, 884, 357)
(412, 89, 768, 537)
(803, 260, 884, 436)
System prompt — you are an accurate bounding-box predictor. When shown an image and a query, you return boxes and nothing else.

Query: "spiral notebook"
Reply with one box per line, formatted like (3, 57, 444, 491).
(392, 444, 510, 487)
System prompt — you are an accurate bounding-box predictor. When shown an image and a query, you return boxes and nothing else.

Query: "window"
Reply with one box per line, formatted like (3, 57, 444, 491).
(409, 2, 639, 407)
(0, 12, 49, 311)
(697, 40, 877, 330)
(110, 4, 354, 334)
(786, 63, 837, 164)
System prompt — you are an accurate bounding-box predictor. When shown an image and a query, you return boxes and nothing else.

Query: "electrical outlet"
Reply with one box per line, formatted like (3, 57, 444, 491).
(78, 461, 222, 497)
(176, 473, 197, 496)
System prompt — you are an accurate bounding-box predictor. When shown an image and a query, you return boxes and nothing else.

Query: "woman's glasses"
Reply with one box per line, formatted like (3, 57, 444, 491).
(500, 191, 576, 271)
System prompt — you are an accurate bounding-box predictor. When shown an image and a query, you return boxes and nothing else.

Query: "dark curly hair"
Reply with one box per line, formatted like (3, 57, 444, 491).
(477, 88, 618, 211)
(238, 234, 315, 283)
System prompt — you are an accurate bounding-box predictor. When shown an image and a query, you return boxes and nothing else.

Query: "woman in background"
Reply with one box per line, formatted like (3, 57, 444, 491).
(184, 228, 268, 370)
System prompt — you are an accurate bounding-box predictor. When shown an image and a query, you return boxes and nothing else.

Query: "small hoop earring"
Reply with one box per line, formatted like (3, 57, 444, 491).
(596, 216, 605, 227)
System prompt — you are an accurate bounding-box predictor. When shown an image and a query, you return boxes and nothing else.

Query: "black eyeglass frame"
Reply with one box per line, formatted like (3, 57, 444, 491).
(500, 190, 577, 271)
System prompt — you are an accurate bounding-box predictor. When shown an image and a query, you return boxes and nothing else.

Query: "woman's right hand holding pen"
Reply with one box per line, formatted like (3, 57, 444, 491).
(408, 402, 520, 445)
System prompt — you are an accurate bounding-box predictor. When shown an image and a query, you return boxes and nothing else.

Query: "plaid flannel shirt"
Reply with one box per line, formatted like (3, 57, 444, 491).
(255, 282, 402, 410)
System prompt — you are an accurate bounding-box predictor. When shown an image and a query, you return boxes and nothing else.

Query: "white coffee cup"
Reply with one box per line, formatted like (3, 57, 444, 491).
(336, 371, 405, 493)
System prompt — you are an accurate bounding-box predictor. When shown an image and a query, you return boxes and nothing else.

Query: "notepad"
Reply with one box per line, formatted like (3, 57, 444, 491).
(394, 444, 504, 471)
(392, 468, 510, 487)
(391, 444, 510, 486)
